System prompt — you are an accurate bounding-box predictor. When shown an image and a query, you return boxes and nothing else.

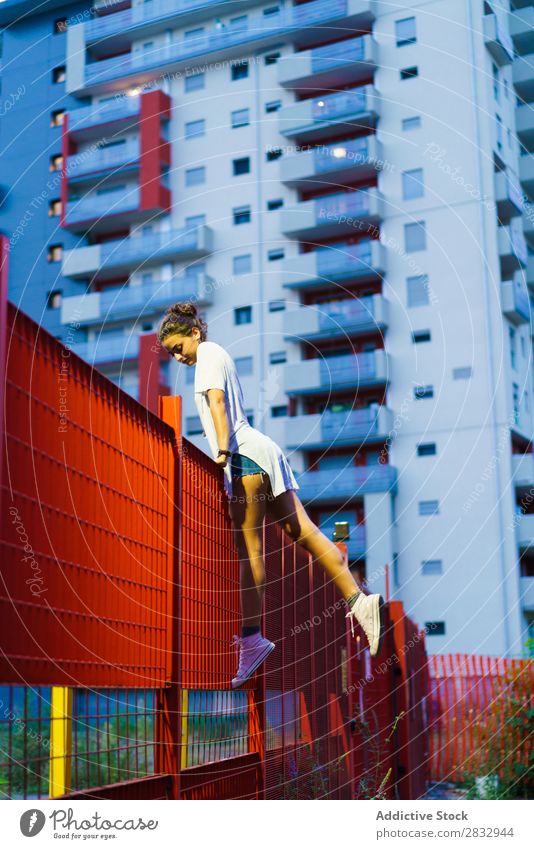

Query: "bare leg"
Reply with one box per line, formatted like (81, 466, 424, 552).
(228, 472, 270, 628)
(266, 488, 360, 600)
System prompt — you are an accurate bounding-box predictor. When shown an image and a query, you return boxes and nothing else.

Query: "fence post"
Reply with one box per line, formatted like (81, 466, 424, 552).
(48, 687, 73, 797)
(0, 235, 9, 519)
(156, 395, 183, 799)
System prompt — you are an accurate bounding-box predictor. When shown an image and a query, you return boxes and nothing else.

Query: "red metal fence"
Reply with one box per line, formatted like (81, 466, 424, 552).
(0, 267, 430, 800)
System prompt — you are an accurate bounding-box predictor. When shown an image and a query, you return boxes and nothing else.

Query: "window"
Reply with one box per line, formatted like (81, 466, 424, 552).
(425, 621, 445, 636)
(264, 52, 280, 65)
(508, 327, 517, 370)
(521, 334, 526, 358)
(47, 244, 63, 262)
(233, 205, 251, 225)
(402, 168, 424, 200)
(235, 356, 253, 375)
(235, 306, 252, 325)
(231, 61, 248, 80)
(185, 119, 205, 139)
(452, 366, 472, 379)
(265, 100, 282, 113)
(185, 166, 206, 186)
(186, 415, 204, 436)
(402, 116, 421, 131)
(50, 154, 63, 172)
(233, 254, 252, 275)
(54, 18, 68, 33)
(48, 199, 61, 217)
(266, 147, 282, 162)
(407, 274, 429, 306)
(246, 410, 254, 426)
(233, 157, 250, 176)
(267, 198, 283, 211)
(513, 383, 520, 423)
(492, 62, 500, 102)
(50, 109, 65, 127)
(400, 66, 418, 80)
(52, 66, 66, 84)
(46, 290, 62, 308)
(421, 560, 443, 575)
(268, 248, 285, 261)
(270, 351, 287, 364)
(185, 214, 206, 230)
(268, 299, 286, 312)
(271, 405, 288, 417)
(263, 6, 280, 17)
(229, 15, 248, 31)
(417, 443, 436, 456)
(496, 114, 503, 150)
(185, 72, 204, 92)
(231, 108, 249, 128)
(412, 329, 431, 343)
(395, 16, 416, 46)
(184, 27, 204, 40)
(404, 221, 426, 252)
(419, 500, 439, 515)
(414, 384, 433, 399)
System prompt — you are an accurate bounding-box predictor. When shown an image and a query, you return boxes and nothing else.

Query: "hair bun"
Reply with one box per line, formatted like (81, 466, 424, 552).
(167, 301, 198, 318)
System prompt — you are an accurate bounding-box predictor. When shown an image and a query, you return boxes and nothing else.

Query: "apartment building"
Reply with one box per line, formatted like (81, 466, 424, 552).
(0, 0, 533, 655)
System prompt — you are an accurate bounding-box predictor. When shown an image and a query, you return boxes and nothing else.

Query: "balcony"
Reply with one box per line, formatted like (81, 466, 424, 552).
(516, 513, 534, 551)
(67, 139, 140, 182)
(64, 183, 169, 234)
(319, 523, 366, 559)
(498, 220, 528, 274)
(60, 272, 215, 326)
(295, 464, 397, 505)
(280, 136, 383, 190)
(283, 294, 389, 342)
(520, 577, 534, 611)
(519, 155, 534, 197)
(512, 452, 534, 489)
(513, 53, 534, 101)
(66, 95, 141, 142)
(285, 404, 393, 449)
(501, 274, 531, 324)
(76, 0, 375, 93)
(516, 104, 534, 149)
(278, 86, 379, 143)
(62, 225, 213, 280)
(527, 256, 534, 290)
(280, 189, 384, 240)
(68, 333, 140, 365)
(284, 350, 388, 395)
(278, 34, 377, 93)
(509, 6, 534, 54)
(495, 170, 524, 220)
(483, 12, 514, 65)
(283, 239, 386, 290)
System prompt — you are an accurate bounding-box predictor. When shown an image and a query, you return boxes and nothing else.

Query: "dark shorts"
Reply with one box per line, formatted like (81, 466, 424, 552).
(230, 452, 267, 478)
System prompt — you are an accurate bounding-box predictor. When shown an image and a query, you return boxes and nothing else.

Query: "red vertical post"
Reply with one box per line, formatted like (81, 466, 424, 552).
(156, 394, 182, 799)
(0, 235, 8, 519)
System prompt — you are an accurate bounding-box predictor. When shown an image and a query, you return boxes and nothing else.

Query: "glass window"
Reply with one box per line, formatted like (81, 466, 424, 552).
(52, 66, 66, 83)
(185, 119, 205, 138)
(231, 108, 249, 128)
(417, 443, 436, 456)
(421, 560, 443, 575)
(268, 299, 286, 312)
(235, 356, 253, 374)
(265, 100, 282, 113)
(233, 205, 251, 225)
(271, 405, 288, 418)
(185, 214, 206, 230)
(404, 221, 426, 252)
(414, 385, 433, 399)
(233, 254, 252, 275)
(395, 16, 416, 46)
(231, 61, 248, 80)
(402, 168, 424, 200)
(402, 116, 421, 131)
(452, 366, 472, 379)
(267, 198, 283, 210)
(268, 248, 284, 261)
(186, 415, 203, 435)
(419, 500, 439, 515)
(266, 148, 282, 161)
(185, 166, 206, 186)
(400, 66, 418, 80)
(185, 72, 204, 92)
(234, 306, 252, 325)
(425, 621, 445, 635)
(412, 329, 431, 343)
(264, 52, 280, 65)
(407, 274, 429, 306)
(269, 351, 287, 364)
(233, 157, 250, 176)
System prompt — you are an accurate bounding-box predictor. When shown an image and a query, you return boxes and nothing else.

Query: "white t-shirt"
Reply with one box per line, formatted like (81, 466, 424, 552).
(194, 339, 300, 499)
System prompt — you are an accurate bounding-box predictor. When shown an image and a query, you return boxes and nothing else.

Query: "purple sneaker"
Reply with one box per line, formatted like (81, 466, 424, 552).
(230, 632, 275, 689)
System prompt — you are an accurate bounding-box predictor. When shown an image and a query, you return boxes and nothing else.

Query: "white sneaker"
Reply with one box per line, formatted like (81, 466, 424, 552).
(230, 632, 275, 688)
(346, 592, 384, 656)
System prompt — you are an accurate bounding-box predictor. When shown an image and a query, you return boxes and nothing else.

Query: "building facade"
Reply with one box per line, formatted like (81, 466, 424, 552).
(0, 0, 533, 655)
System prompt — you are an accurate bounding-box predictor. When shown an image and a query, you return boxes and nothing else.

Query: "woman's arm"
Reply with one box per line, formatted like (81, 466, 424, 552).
(206, 388, 230, 452)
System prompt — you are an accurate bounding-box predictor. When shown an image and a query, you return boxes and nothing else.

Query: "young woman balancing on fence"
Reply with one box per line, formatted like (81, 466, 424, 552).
(158, 302, 384, 688)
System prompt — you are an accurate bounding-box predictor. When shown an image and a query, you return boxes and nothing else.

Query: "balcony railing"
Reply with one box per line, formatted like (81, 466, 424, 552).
(67, 139, 140, 179)
(516, 513, 534, 551)
(494, 170, 524, 219)
(283, 294, 389, 341)
(278, 34, 376, 89)
(278, 85, 378, 140)
(483, 12, 514, 65)
(281, 189, 384, 238)
(284, 350, 388, 395)
(280, 136, 382, 187)
(512, 52, 534, 102)
(295, 464, 397, 503)
(68, 333, 139, 364)
(67, 95, 141, 136)
(283, 239, 386, 289)
(286, 404, 393, 449)
(65, 187, 140, 225)
(512, 453, 534, 489)
(501, 275, 531, 324)
(498, 220, 528, 273)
